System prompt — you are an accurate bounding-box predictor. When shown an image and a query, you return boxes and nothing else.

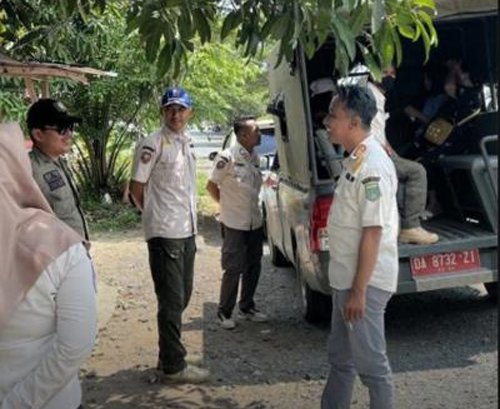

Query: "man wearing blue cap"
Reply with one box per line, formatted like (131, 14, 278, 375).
(130, 86, 208, 383)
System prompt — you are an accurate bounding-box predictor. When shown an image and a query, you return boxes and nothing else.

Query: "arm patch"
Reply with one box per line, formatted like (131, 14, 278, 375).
(43, 170, 65, 191)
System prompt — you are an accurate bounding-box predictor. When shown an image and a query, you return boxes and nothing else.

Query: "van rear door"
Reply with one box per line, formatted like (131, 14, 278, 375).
(267, 48, 311, 187)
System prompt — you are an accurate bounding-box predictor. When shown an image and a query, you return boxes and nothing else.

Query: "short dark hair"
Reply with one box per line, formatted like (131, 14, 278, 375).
(233, 116, 256, 137)
(335, 85, 377, 129)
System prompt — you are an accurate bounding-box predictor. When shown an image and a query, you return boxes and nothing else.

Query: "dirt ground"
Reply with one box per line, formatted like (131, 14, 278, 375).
(82, 162, 497, 409)
(82, 214, 497, 409)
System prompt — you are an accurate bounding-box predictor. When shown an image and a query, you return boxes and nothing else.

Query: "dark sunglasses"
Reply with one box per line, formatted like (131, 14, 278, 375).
(42, 123, 75, 135)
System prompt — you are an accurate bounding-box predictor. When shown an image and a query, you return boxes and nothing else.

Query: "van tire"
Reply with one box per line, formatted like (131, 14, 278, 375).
(296, 257, 331, 323)
(268, 239, 290, 267)
(484, 282, 498, 300)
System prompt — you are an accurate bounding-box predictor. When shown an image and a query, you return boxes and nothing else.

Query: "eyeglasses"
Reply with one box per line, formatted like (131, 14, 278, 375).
(42, 124, 75, 135)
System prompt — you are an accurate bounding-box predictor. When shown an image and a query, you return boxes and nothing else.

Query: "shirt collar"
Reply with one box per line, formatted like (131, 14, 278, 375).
(235, 141, 257, 163)
(162, 125, 190, 144)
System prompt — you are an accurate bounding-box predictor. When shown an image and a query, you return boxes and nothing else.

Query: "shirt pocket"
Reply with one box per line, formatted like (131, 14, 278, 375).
(331, 181, 360, 229)
(155, 149, 183, 186)
(232, 164, 252, 186)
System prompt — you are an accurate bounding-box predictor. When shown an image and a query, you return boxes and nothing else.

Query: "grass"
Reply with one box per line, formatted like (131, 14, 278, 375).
(83, 172, 218, 234)
(196, 171, 218, 216)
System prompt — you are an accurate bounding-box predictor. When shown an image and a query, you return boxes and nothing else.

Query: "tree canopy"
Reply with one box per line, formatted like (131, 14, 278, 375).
(1, 0, 438, 80)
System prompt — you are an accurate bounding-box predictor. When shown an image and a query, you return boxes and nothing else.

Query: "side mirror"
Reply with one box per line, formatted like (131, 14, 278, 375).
(208, 151, 217, 161)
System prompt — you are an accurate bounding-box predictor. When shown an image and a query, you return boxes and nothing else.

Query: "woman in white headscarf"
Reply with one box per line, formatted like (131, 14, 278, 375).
(0, 122, 97, 409)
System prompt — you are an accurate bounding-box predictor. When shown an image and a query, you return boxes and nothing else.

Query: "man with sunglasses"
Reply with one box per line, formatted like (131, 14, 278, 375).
(27, 98, 89, 242)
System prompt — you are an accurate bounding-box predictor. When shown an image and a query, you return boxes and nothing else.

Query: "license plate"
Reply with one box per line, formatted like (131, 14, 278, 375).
(410, 249, 481, 277)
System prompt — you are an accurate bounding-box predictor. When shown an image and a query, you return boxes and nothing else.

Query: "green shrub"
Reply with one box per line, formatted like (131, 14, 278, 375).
(82, 196, 141, 233)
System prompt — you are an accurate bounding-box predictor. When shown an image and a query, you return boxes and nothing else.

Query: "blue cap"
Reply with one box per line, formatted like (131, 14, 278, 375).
(161, 86, 193, 108)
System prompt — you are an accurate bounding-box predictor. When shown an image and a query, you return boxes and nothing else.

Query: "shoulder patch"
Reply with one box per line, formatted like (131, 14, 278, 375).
(364, 180, 381, 202)
(216, 160, 227, 169)
(43, 169, 65, 191)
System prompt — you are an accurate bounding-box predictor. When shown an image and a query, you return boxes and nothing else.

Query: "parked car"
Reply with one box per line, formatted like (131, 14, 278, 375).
(263, 3, 498, 323)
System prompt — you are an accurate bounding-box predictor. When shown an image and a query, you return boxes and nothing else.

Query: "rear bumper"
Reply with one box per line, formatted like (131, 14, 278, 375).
(397, 246, 498, 293)
(397, 266, 498, 293)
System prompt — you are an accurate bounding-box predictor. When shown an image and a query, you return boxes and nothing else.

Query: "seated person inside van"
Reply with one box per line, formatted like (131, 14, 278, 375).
(366, 65, 439, 245)
(406, 60, 481, 158)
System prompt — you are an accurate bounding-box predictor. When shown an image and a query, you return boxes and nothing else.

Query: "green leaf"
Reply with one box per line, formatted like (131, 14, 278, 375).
(332, 15, 356, 60)
(145, 28, 161, 62)
(349, 3, 369, 37)
(415, 19, 431, 62)
(413, 0, 436, 10)
(270, 14, 290, 39)
(335, 41, 349, 76)
(359, 43, 382, 81)
(397, 24, 416, 39)
(371, 0, 385, 34)
(165, 0, 184, 7)
(389, 24, 403, 66)
(193, 9, 211, 43)
(221, 10, 240, 40)
(417, 10, 438, 46)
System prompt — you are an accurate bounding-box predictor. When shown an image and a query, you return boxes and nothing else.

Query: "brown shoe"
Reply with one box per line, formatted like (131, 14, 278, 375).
(399, 227, 439, 245)
(162, 364, 210, 384)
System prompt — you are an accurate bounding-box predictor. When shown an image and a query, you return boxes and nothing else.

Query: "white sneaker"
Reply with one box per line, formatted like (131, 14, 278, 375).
(162, 364, 209, 384)
(238, 308, 269, 322)
(217, 312, 236, 330)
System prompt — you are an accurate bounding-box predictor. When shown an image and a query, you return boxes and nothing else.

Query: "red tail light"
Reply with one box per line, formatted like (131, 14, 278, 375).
(310, 195, 334, 252)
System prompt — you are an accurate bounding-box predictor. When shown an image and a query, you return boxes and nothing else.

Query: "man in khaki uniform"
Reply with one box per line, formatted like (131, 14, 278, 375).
(27, 99, 89, 242)
(206, 117, 268, 330)
(129, 86, 208, 384)
(367, 67, 439, 245)
(321, 85, 398, 409)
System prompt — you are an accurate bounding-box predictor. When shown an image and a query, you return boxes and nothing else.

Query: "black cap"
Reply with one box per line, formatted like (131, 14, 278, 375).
(27, 98, 82, 130)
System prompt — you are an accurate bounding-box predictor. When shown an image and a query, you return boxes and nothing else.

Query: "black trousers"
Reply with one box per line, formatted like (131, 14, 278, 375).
(218, 225, 263, 317)
(147, 236, 196, 374)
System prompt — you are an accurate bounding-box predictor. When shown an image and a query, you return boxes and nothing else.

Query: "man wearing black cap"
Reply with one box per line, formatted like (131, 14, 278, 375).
(129, 86, 209, 383)
(27, 98, 89, 242)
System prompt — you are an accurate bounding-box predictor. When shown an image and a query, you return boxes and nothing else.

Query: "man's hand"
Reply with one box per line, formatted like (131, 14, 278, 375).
(343, 287, 366, 322)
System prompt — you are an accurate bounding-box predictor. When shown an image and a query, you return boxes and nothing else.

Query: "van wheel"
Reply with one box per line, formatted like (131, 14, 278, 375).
(268, 239, 290, 267)
(484, 282, 498, 300)
(297, 259, 331, 324)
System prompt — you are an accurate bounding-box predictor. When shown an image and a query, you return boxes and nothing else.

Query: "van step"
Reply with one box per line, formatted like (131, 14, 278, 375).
(399, 218, 497, 258)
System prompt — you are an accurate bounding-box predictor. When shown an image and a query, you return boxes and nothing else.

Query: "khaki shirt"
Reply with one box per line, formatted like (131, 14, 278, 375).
(29, 147, 89, 240)
(209, 142, 263, 231)
(367, 82, 389, 147)
(131, 126, 197, 240)
(327, 136, 399, 293)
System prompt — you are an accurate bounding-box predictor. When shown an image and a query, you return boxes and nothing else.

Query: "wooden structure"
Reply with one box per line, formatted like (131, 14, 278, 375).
(0, 53, 117, 102)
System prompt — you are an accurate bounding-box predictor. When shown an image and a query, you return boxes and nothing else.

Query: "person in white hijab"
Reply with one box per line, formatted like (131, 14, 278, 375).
(0, 122, 97, 409)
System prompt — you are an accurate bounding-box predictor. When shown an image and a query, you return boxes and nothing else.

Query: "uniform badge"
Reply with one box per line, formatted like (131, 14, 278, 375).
(364, 181, 381, 202)
(216, 160, 226, 169)
(43, 170, 65, 191)
(140, 151, 152, 164)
